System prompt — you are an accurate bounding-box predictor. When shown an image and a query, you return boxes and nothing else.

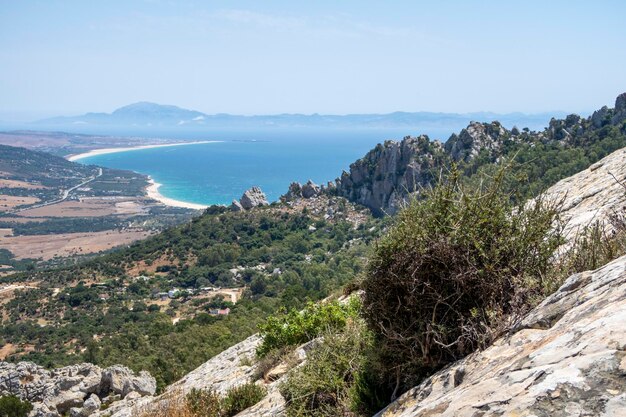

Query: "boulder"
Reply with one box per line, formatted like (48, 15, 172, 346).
(301, 180, 320, 198)
(239, 187, 269, 210)
(230, 199, 243, 212)
(101, 365, 156, 398)
(282, 182, 302, 201)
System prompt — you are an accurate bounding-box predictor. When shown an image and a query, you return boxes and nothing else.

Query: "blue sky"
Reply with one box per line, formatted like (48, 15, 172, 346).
(1, 0, 625, 117)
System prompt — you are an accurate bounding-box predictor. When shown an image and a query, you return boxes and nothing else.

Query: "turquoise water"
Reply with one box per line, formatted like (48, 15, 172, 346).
(76, 128, 450, 206)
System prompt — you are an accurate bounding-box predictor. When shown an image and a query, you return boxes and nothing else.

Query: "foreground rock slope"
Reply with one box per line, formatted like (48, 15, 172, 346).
(376, 254, 626, 417)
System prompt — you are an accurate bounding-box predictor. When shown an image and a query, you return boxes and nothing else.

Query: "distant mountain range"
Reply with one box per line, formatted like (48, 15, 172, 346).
(33, 102, 568, 133)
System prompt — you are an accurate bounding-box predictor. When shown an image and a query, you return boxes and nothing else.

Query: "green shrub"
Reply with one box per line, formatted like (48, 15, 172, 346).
(558, 213, 626, 280)
(184, 383, 266, 417)
(361, 168, 562, 395)
(0, 395, 33, 417)
(222, 383, 267, 416)
(257, 299, 359, 357)
(185, 388, 223, 417)
(279, 321, 375, 417)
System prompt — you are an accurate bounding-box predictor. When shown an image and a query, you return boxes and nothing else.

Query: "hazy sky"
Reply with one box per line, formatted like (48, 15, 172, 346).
(1, 0, 625, 117)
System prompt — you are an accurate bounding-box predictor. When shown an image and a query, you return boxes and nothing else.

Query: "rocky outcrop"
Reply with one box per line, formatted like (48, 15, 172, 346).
(281, 180, 322, 201)
(335, 135, 446, 216)
(231, 186, 269, 211)
(376, 254, 626, 417)
(334, 93, 626, 216)
(301, 180, 320, 199)
(444, 121, 509, 162)
(0, 362, 155, 417)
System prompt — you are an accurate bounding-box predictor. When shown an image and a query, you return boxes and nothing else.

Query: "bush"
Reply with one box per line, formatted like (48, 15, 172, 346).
(558, 212, 626, 280)
(0, 395, 33, 417)
(361, 168, 562, 395)
(279, 321, 375, 417)
(183, 383, 266, 417)
(256, 299, 359, 357)
(222, 383, 267, 415)
(185, 388, 223, 417)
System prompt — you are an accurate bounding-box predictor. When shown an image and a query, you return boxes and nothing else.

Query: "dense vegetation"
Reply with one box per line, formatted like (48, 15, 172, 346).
(0, 395, 32, 417)
(1, 202, 379, 390)
(361, 169, 562, 396)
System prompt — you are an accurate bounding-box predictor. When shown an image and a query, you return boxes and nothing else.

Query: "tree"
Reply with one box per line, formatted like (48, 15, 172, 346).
(0, 395, 33, 417)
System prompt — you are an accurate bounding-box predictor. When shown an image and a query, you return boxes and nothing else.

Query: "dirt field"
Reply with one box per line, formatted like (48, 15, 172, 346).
(0, 179, 49, 189)
(17, 197, 149, 218)
(0, 343, 35, 360)
(0, 229, 153, 260)
(0, 195, 40, 211)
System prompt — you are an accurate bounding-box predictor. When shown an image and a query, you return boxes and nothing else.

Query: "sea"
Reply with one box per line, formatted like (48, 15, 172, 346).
(71, 124, 506, 206)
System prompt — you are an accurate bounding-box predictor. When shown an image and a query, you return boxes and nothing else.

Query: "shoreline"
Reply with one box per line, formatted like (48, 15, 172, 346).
(66, 141, 219, 162)
(67, 141, 216, 210)
(145, 177, 208, 210)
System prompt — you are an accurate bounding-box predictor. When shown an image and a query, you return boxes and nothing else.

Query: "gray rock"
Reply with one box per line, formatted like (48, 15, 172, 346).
(83, 393, 101, 412)
(282, 182, 302, 201)
(301, 180, 320, 198)
(239, 186, 269, 210)
(336, 135, 444, 215)
(612, 92, 626, 124)
(230, 199, 243, 212)
(101, 365, 156, 398)
(591, 105, 609, 128)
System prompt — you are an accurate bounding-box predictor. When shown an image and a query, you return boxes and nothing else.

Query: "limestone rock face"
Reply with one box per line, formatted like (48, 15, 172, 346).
(231, 187, 269, 211)
(230, 199, 244, 212)
(101, 365, 156, 397)
(542, 147, 626, 242)
(282, 182, 303, 201)
(336, 135, 445, 215)
(0, 362, 155, 417)
(301, 180, 320, 198)
(445, 121, 508, 162)
(376, 254, 626, 417)
(613, 92, 626, 124)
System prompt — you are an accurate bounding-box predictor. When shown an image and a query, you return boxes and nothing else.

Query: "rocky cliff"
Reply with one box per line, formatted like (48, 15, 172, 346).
(335, 135, 446, 216)
(335, 93, 626, 216)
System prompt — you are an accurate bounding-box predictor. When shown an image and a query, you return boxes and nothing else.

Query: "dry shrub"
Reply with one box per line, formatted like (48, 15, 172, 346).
(361, 168, 562, 396)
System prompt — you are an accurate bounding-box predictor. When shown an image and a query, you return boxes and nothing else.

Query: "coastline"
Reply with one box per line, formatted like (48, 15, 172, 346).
(66, 141, 215, 210)
(66, 141, 218, 162)
(146, 177, 208, 210)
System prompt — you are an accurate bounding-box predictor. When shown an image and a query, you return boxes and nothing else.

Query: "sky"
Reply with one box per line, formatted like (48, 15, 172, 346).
(1, 0, 625, 119)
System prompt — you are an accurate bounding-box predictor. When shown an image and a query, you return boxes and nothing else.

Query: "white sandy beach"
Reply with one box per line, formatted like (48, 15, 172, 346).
(146, 177, 208, 210)
(66, 141, 215, 210)
(66, 141, 218, 161)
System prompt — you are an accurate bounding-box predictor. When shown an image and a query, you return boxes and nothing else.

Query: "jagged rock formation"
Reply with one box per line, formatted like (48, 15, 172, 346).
(335, 93, 626, 216)
(301, 180, 321, 199)
(281, 180, 322, 201)
(444, 121, 509, 162)
(231, 186, 269, 211)
(0, 362, 155, 417)
(376, 254, 626, 417)
(335, 136, 445, 215)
